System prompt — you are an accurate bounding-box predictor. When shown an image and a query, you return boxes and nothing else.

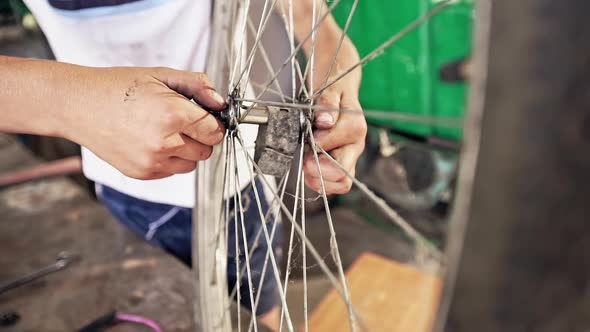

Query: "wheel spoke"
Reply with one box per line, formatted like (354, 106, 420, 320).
(232, 136, 260, 332)
(279, 136, 305, 331)
(229, 0, 253, 93)
(246, 17, 289, 102)
(276, 0, 306, 101)
(238, 0, 277, 94)
(287, 0, 297, 101)
(235, 129, 369, 332)
(224, 174, 289, 325)
(233, 131, 295, 332)
(301, 156, 309, 332)
(316, 0, 359, 101)
(305, 125, 357, 332)
(234, 0, 280, 94)
(313, 143, 443, 260)
(245, 174, 289, 332)
(313, 0, 454, 98)
(231, 139, 242, 332)
(228, 0, 241, 87)
(211, 135, 232, 292)
(298, 0, 324, 97)
(296, 61, 310, 100)
(250, 81, 294, 102)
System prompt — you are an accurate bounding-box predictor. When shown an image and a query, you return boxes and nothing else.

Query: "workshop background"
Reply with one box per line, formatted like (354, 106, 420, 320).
(0, 0, 472, 331)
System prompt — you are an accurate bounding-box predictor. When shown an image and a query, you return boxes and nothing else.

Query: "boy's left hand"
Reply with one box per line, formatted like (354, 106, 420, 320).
(303, 46, 366, 195)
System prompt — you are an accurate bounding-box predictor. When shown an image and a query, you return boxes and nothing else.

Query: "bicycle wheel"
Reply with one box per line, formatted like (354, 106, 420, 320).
(194, 0, 467, 331)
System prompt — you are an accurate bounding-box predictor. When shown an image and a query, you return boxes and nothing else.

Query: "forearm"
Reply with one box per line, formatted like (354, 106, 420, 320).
(278, 0, 361, 85)
(0, 55, 91, 139)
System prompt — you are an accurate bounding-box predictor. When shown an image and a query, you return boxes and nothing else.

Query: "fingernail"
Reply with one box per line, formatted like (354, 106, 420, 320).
(316, 113, 333, 127)
(210, 90, 226, 105)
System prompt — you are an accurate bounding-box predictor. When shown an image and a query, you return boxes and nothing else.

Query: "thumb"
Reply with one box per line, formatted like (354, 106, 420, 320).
(156, 68, 226, 110)
(314, 89, 341, 129)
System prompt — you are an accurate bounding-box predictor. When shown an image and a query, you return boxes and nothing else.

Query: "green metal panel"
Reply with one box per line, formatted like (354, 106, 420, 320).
(0, 0, 29, 15)
(332, 0, 473, 141)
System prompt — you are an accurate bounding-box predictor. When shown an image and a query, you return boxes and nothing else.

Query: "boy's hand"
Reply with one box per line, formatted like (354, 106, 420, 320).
(282, 0, 367, 195)
(303, 41, 366, 195)
(68, 67, 226, 180)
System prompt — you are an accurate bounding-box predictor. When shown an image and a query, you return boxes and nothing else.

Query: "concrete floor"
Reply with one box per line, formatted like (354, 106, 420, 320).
(0, 135, 196, 331)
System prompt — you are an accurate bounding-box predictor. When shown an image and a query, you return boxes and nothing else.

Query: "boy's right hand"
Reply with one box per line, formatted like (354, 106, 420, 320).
(65, 67, 227, 180)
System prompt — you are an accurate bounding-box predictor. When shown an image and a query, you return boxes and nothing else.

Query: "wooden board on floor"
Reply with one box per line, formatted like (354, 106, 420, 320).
(308, 252, 441, 332)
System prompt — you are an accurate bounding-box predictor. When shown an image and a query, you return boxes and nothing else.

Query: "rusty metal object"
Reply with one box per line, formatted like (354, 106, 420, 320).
(253, 106, 302, 177)
(0, 252, 79, 294)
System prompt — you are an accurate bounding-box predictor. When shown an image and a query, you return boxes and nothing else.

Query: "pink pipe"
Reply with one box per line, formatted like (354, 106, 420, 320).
(0, 156, 82, 187)
(115, 312, 164, 332)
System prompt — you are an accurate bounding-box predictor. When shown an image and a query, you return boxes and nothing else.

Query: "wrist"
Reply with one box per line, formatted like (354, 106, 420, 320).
(48, 63, 94, 143)
(312, 36, 361, 88)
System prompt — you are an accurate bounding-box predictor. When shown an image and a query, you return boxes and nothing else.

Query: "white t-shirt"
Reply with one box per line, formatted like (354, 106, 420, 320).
(24, 0, 257, 207)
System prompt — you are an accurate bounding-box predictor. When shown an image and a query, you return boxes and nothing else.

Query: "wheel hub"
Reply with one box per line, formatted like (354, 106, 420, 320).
(206, 95, 307, 177)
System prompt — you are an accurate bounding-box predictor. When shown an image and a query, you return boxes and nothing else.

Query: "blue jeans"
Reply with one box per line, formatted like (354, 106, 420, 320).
(96, 180, 283, 316)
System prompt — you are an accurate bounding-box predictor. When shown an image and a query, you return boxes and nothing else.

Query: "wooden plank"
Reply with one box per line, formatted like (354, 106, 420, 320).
(308, 252, 441, 332)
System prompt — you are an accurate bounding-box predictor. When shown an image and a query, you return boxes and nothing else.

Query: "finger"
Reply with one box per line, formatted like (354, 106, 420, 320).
(313, 95, 366, 152)
(330, 144, 361, 176)
(156, 68, 226, 110)
(314, 88, 341, 129)
(303, 154, 346, 182)
(304, 145, 358, 195)
(305, 175, 353, 195)
(313, 116, 365, 152)
(175, 98, 225, 146)
(163, 157, 197, 174)
(171, 134, 213, 161)
(303, 144, 360, 182)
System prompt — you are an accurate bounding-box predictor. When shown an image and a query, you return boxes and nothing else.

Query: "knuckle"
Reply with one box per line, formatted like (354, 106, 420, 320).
(199, 146, 213, 160)
(143, 171, 162, 180)
(334, 170, 347, 182)
(211, 129, 225, 145)
(303, 159, 316, 174)
(343, 179, 353, 193)
(147, 137, 167, 153)
(133, 173, 151, 180)
(182, 126, 198, 141)
(195, 72, 211, 86)
(139, 153, 159, 172)
(201, 128, 224, 146)
(319, 94, 339, 108)
(179, 162, 197, 173)
(160, 106, 182, 128)
(351, 118, 368, 136)
(130, 167, 153, 180)
(152, 66, 168, 76)
(358, 139, 367, 153)
(311, 182, 322, 193)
